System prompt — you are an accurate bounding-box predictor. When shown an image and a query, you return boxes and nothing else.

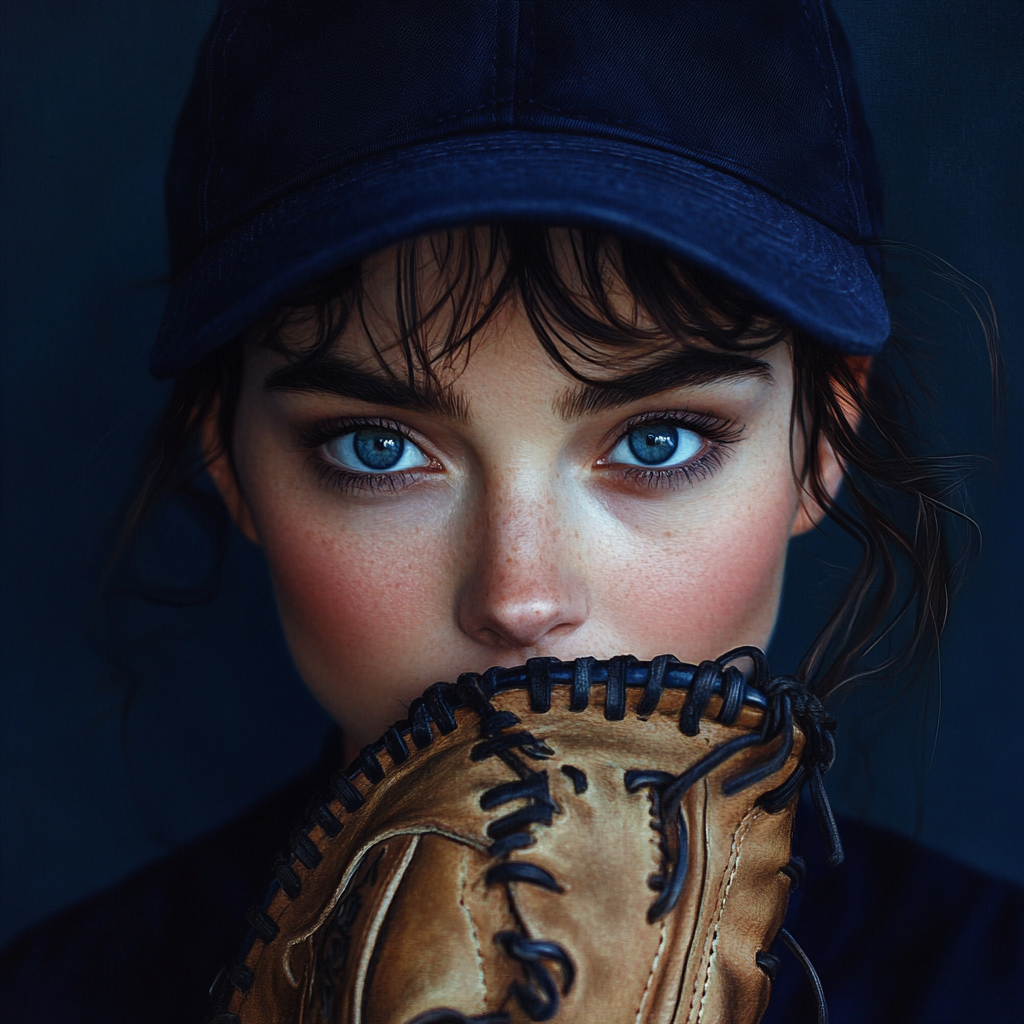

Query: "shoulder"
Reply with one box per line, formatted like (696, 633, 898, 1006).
(764, 810, 1024, 1024)
(0, 767, 322, 1024)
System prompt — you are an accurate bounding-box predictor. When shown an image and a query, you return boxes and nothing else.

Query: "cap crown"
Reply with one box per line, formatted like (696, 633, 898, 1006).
(167, 0, 882, 276)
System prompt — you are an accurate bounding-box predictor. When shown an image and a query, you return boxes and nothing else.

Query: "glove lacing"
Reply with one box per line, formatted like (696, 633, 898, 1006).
(211, 648, 840, 1024)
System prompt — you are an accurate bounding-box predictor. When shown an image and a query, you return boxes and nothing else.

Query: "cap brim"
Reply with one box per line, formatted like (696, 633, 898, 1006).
(152, 132, 889, 378)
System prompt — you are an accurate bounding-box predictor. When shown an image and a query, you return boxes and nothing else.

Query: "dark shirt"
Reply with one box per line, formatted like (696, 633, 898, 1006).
(2, 760, 1021, 1024)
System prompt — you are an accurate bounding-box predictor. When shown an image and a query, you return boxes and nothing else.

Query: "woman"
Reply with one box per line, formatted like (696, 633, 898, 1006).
(2, 2, 1020, 1021)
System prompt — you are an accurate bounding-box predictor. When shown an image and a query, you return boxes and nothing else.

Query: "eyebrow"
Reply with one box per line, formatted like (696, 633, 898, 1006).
(263, 357, 470, 422)
(554, 350, 774, 419)
(264, 349, 772, 423)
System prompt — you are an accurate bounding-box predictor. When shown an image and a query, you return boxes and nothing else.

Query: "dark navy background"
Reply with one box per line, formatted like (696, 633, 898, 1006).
(1, 1, 1021, 946)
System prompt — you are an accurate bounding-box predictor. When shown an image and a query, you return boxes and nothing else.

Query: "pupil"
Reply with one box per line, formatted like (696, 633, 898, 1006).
(628, 426, 678, 465)
(354, 429, 404, 470)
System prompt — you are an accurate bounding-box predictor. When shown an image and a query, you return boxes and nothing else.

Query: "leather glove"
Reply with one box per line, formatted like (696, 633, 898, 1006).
(211, 648, 840, 1024)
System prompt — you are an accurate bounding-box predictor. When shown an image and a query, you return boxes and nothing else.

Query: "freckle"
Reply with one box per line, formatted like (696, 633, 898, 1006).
(664, 530, 673, 538)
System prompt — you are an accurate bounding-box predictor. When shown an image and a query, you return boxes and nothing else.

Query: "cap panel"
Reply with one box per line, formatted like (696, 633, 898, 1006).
(816, 0, 884, 240)
(521, 0, 856, 236)
(167, 0, 879, 275)
(168, 0, 507, 271)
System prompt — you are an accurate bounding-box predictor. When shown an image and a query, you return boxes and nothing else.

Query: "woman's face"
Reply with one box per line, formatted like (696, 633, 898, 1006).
(214, 239, 834, 759)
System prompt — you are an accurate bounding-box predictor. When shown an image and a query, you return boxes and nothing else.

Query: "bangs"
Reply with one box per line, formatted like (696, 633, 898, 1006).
(252, 225, 790, 391)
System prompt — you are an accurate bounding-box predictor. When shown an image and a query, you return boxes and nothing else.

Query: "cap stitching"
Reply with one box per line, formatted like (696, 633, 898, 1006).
(492, 0, 521, 118)
(516, 100, 853, 236)
(197, 0, 235, 236)
(159, 136, 887, 374)
(519, 0, 535, 114)
(800, 0, 862, 234)
(504, 0, 522, 117)
(488, 1, 498, 112)
(815, 0, 869, 236)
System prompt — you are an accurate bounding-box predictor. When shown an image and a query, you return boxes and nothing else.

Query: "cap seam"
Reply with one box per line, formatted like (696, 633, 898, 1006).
(517, 0, 535, 111)
(197, 0, 236, 236)
(493, 0, 521, 118)
(516, 100, 856, 234)
(489, 0, 498, 113)
(816, 0, 870, 236)
(802, 0, 863, 235)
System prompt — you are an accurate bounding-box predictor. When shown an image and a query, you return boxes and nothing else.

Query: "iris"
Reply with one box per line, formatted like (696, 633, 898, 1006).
(354, 429, 404, 470)
(627, 427, 679, 465)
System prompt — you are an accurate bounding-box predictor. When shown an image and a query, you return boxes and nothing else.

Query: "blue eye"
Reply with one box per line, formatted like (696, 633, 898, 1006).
(324, 428, 430, 473)
(354, 429, 403, 469)
(609, 424, 703, 468)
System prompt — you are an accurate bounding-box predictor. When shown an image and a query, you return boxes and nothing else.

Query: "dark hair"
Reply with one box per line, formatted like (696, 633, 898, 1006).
(119, 224, 989, 701)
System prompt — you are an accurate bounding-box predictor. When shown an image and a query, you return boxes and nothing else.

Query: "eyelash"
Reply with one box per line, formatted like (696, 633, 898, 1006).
(297, 416, 434, 495)
(603, 410, 743, 491)
(297, 410, 743, 495)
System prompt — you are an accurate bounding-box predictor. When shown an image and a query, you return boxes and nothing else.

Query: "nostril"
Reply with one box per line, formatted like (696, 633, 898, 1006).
(458, 586, 589, 651)
(468, 624, 509, 647)
(462, 599, 581, 650)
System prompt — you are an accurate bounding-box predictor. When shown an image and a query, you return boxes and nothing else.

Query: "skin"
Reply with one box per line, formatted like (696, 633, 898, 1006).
(206, 235, 848, 762)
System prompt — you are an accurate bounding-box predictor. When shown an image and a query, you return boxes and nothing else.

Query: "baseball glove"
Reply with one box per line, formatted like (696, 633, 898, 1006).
(211, 648, 841, 1024)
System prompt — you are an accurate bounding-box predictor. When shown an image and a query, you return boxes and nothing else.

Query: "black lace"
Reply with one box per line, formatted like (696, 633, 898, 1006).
(458, 670, 575, 1022)
(751, 857, 829, 1024)
(624, 648, 841, 925)
(211, 649, 839, 1024)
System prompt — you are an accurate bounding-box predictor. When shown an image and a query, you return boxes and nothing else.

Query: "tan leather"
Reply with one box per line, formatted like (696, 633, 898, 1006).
(229, 685, 803, 1024)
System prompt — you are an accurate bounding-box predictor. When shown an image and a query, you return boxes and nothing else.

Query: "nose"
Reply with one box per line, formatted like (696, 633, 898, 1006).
(456, 488, 588, 653)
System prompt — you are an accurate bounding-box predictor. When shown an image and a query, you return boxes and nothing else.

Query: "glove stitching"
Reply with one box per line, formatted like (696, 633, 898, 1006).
(694, 807, 758, 1024)
(463, 667, 576, 1021)
(457, 847, 490, 1006)
(634, 919, 668, 1024)
(351, 834, 422, 1024)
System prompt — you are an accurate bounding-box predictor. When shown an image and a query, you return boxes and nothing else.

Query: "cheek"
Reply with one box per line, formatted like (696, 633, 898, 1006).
(275, 533, 427, 648)
(592, 474, 798, 661)
(239, 435, 463, 733)
(262, 514, 451, 710)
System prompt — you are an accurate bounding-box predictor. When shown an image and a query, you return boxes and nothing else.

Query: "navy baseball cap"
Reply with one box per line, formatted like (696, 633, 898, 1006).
(151, 0, 888, 379)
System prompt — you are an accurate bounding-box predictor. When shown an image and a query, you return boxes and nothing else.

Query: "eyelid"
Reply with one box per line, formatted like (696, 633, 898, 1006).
(296, 415, 435, 458)
(595, 409, 741, 465)
(297, 416, 444, 495)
